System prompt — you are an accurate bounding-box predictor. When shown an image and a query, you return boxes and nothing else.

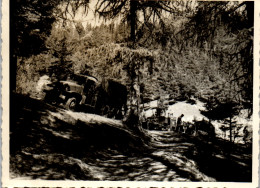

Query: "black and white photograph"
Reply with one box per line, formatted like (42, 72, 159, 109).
(2, 0, 259, 187)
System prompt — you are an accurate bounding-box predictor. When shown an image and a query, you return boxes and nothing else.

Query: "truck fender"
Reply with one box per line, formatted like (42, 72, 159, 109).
(80, 95, 87, 105)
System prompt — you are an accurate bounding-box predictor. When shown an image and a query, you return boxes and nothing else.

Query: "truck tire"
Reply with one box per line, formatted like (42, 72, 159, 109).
(65, 97, 77, 111)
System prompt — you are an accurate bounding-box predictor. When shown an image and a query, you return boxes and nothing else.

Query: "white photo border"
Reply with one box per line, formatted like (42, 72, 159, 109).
(2, 0, 259, 187)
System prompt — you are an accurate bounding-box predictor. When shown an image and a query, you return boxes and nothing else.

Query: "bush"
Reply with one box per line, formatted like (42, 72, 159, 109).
(16, 54, 57, 98)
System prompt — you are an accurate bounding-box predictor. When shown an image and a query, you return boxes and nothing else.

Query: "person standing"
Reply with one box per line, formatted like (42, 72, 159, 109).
(176, 114, 184, 133)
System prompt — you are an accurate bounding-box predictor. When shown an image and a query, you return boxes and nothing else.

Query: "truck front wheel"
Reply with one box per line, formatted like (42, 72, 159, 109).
(65, 97, 77, 111)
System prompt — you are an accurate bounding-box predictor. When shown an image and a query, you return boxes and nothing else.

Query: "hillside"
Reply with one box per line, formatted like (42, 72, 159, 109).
(10, 94, 252, 181)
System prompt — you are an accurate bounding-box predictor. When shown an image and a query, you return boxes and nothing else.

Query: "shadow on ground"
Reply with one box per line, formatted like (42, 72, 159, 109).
(10, 93, 252, 181)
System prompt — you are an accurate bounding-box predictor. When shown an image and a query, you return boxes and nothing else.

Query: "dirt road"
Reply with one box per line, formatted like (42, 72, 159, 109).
(10, 94, 252, 181)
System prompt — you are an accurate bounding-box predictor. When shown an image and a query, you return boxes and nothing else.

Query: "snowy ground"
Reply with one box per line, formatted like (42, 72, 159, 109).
(143, 99, 252, 144)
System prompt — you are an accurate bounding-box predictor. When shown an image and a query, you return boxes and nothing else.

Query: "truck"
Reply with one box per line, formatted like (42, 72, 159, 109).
(43, 74, 127, 119)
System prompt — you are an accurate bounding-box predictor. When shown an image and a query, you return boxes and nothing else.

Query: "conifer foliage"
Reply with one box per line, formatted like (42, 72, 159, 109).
(13, 1, 253, 134)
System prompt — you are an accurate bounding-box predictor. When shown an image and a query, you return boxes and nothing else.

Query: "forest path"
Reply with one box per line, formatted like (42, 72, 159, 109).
(10, 94, 251, 182)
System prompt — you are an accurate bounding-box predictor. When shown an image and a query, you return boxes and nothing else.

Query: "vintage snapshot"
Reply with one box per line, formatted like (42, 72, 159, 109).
(2, 0, 259, 187)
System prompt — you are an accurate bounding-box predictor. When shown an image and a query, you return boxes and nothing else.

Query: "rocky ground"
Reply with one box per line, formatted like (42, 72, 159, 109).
(10, 94, 252, 181)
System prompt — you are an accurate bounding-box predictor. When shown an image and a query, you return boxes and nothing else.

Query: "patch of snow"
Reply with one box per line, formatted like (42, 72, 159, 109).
(166, 101, 207, 122)
(144, 100, 158, 109)
(209, 115, 252, 144)
(143, 100, 207, 123)
(143, 109, 156, 118)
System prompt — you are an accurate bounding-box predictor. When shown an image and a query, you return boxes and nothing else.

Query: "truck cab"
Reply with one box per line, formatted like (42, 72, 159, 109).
(44, 74, 99, 111)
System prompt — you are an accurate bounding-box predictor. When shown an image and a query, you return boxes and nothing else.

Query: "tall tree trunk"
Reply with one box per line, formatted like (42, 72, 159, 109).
(128, 0, 140, 128)
(130, 0, 137, 43)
